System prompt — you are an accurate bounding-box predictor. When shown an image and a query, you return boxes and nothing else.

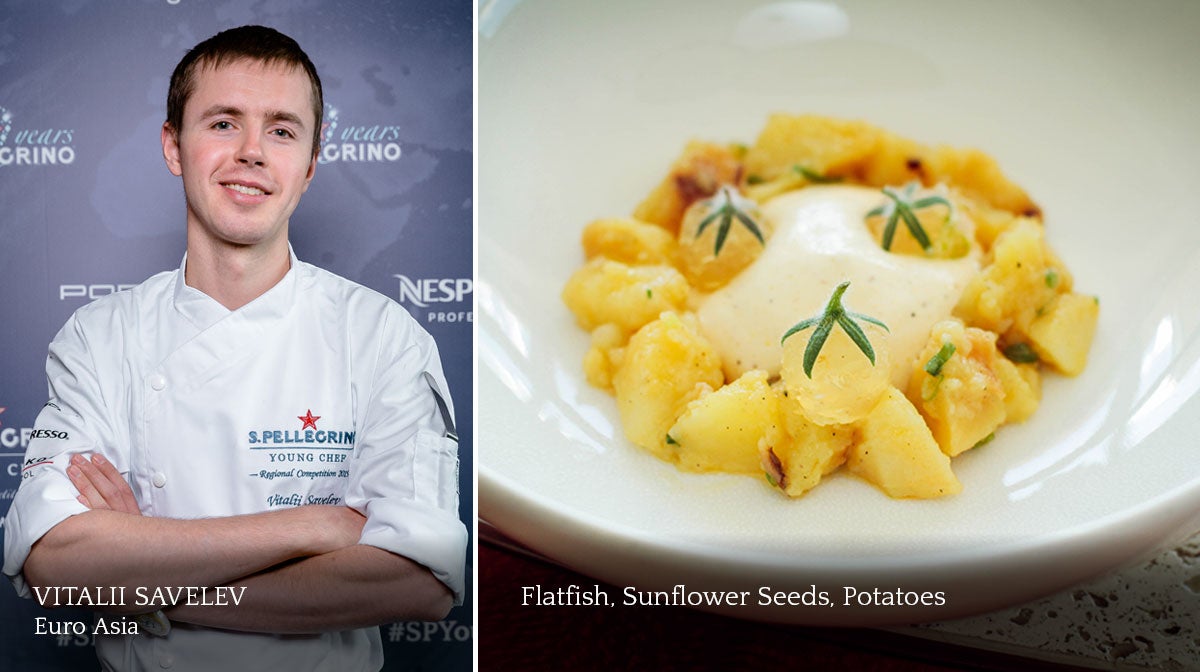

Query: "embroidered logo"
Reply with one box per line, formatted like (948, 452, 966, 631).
(247, 410, 355, 448)
(298, 409, 321, 431)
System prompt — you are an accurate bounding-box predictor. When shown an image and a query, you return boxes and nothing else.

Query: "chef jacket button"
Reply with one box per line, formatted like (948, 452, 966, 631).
(152, 472, 167, 488)
(149, 374, 167, 391)
(158, 653, 174, 668)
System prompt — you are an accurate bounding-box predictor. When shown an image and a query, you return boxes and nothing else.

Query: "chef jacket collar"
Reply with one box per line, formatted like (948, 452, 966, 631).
(172, 244, 302, 331)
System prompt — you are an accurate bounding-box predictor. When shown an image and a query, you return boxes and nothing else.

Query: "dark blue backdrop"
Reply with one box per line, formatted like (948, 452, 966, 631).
(0, 1, 473, 669)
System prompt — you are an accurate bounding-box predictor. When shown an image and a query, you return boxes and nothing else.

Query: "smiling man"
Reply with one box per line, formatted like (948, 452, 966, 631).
(1, 26, 466, 672)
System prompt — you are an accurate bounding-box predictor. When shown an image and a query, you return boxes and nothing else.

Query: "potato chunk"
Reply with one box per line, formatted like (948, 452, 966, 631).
(562, 258, 689, 333)
(1027, 292, 1100, 376)
(908, 320, 1008, 457)
(612, 312, 724, 460)
(744, 114, 879, 184)
(761, 390, 855, 498)
(955, 218, 1067, 339)
(667, 370, 779, 475)
(633, 141, 744, 234)
(994, 357, 1040, 423)
(583, 323, 625, 392)
(925, 146, 1040, 217)
(847, 387, 961, 499)
(581, 217, 677, 266)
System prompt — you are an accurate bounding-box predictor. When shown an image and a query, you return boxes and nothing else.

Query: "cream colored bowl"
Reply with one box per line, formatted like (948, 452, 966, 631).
(478, 0, 1200, 625)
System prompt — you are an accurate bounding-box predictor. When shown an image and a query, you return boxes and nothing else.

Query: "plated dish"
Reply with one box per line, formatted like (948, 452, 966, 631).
(479, 0, 1200, 624)
(560, 113, 1099, 502)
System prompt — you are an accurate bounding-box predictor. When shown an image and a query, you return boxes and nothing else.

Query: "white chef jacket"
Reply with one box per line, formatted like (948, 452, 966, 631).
(2, 248, 467, 672)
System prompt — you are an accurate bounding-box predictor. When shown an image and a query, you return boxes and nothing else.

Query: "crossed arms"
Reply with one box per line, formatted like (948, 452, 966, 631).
(24, 453, 453, 633)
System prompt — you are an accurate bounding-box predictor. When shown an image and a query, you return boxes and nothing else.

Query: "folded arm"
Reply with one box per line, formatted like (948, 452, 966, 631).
(26, 454, 364, 616)
(37, 453, 451, 628)
(167, 544, 453, 633)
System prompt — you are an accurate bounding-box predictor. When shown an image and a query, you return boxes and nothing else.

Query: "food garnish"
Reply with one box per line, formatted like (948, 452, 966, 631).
(867, 181, 952, 252)
(780, 281, 889, 378)
(696, 187, 765, 256)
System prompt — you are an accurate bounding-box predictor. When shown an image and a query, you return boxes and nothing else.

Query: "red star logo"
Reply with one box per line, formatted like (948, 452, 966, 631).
(298, 409, 320, 430)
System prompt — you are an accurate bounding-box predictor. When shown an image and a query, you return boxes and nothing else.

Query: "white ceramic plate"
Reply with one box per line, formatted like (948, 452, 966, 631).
(478, 0, 1200, 625)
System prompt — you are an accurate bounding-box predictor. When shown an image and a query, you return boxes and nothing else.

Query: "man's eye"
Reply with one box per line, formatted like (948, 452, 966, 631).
(271, 128, 294, 138)
(213, 121, 233, 130)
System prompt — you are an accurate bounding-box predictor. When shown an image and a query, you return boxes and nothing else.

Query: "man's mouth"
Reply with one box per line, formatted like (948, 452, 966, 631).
(222, 182, 269, 196)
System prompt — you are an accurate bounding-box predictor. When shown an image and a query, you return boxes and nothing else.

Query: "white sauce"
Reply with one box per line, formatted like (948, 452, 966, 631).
(696, 185, 980, 387)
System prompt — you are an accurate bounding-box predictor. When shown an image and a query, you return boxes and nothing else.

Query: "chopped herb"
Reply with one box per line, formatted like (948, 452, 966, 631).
(646, 288, 653, 299)
(865, 181, 952, 252)
(1045, 269, 1060, 288)
(696, 186, 765, 257)
(665, 434, 679, 446)
(781, 281, 889, 378)
(921, 374, 944, 402)
(1003, 342, 1039, 364)
(746, 174, 764, 185)
(924, 342, 957, 376)
(792, 164, 841, 183)
(973, 432, 996, 449)
(764, 471, 778, 487)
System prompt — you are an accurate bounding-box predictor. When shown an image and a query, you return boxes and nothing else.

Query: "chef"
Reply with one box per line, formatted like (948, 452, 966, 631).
(1, 25, 466, 671)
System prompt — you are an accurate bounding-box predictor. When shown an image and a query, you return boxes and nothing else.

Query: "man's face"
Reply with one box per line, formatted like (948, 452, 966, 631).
(163, 59, 317, 250)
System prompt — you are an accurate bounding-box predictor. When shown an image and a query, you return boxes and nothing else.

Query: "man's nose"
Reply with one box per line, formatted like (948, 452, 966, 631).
(236, 131, 265, 166)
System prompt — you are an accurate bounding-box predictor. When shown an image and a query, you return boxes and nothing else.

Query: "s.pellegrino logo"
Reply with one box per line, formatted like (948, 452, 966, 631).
(318, 103, 403, 164)
(0, 106, 77, 167)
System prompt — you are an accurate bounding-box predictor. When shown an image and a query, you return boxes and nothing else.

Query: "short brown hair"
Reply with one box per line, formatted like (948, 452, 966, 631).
(166, 25, 323, 156)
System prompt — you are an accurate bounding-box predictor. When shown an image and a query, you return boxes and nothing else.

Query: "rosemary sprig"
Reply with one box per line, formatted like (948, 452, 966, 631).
(866, 182, 952, 252)
(696, 187, 765, 257)
(780, 281, 889, 378)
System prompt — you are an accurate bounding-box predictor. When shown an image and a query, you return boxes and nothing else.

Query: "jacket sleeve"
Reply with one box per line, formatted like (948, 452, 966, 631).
(343, 305, 467, 605)
(3, 313, 125, 598)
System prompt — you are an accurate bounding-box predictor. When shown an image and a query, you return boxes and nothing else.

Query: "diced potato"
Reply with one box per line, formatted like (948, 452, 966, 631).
(676, 187, 771, 291)
(562, 258, 689, 333)
(858, 131, 930, 189)
(1042, 246, 1075, 294)
(583, 323, 626, 392)
(926, 146, 1040, 217)
(667, 370, 779, 474)
(908, 320, 1007, 457)
(612, 312, 724, 460)
(743, 114, 880, 184)
(762, 388, 855, 497)
(581, 217, 677, 266)
(994, 357, 1040, 423)
(955, 194, 1021, 252)
(742, 169, 810, 203)
(955, 218, 1064, 339)
(633, 141, 744, 234)
(847, 387, 962, 499)
(781, 306, 891, 426)
(743, 116, 1038, 218)
(1027, 292, 1100, 376)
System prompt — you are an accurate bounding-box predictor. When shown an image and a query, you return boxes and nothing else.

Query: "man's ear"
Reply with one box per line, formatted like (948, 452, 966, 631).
(162, 122, 183, 177)
(302, 151, 317, 192)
